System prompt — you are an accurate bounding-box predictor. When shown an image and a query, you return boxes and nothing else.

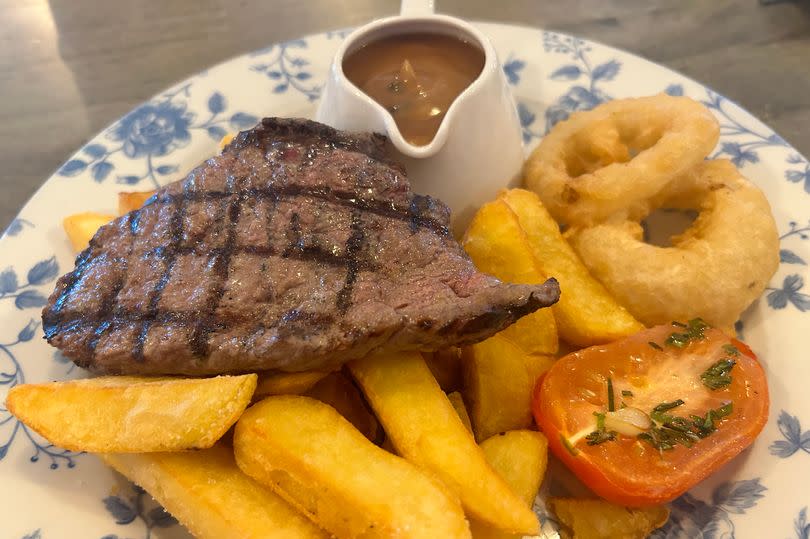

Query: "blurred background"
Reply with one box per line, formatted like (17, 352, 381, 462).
(1, 0, 809, 230)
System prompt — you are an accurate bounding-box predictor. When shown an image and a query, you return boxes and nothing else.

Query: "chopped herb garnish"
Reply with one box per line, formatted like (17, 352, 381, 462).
(622, 390, 634, 398)
(665, 318, 710, 348)
(607, 378, 615, 412)
(639, 401, 733, 452)
(689, 402, 734, 438)
(586, 412, 617, 446)
(586, 429, 617, 445)
(701, 358, 736, 390)
(648, 341, 664, 351)
(650, 400, 685, 420)
(722, 344, 740, 357)
(671, 321, 687, 328)
(561, 434, 579, 456)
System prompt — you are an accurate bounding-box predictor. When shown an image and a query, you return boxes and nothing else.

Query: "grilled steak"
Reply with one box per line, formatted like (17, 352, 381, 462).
(43, 118, 559, 375)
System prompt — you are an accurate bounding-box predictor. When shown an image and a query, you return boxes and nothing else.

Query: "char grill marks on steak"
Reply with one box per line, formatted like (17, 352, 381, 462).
(42, 118, 560, 375)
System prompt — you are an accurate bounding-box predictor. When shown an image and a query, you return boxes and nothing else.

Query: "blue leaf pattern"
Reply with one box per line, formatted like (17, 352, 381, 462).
(155, 165, 178, 175)
(591, 60, 621, 81)
(502, 57, 526, 85)
(14, 290, 47, 310)
(230, 112, 259, 130)
(83, 143, 107, 158)
(206, 125, 228, 140)
(27, 257, 59, 285)
(21, 531, 41, 539)
(91, 161, 114, 182)
(17, 319, 38, 343)
(665, 84, 685, 96)
(770, 410, 810, 458)
(208, 92, 226, 114)
(780, 249, 806, 265)
(59, 159, 87, 176)
(712, 479, 767, 514)
(766, 275, 810, 312)
(550, 64, 582, 80)
(0, 268, 18, 293)
(103, 496, 137, 525)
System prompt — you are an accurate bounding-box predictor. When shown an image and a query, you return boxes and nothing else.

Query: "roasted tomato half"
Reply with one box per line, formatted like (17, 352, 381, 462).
(532, 320, 768, 507)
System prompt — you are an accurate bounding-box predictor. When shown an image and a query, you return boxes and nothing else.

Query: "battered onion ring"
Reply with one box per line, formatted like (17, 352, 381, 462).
(566, 160, 779, 329)
(524, 95, 720, 226)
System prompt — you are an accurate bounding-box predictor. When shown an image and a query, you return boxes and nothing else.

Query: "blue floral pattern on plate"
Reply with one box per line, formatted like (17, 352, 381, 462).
(57, 85, 258, 188)
(1, 24, 808, 538)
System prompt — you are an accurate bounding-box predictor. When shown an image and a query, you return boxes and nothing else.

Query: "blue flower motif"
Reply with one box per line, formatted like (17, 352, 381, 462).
(769, 410, 810, 458)
(720, 141, 759, 167)
(111, 101, 193, 159)
(101, 482, 178, 537)
(651, 478, 766, 538)
(766, 274, 810, 311)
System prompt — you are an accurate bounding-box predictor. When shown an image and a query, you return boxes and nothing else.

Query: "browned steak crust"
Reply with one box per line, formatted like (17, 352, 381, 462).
(42, 118, 559, 375)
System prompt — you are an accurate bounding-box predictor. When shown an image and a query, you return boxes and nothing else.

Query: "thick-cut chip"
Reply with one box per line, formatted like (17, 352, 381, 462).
(101, 444, 326, 539)
(254, 371, 330, 399)
(6, 375, 256, 452)
(462, 200, 558, 355)
(234, 395, 471, 539)
(470, 430, 549, 539)
(117, 190, 157, 215)
(523, 353, 556, 387)
(462, 334, 537, 441)
(350, 351, 539, 536)
(424, 348, 463, 392)
(305, 372, 383, 443)
(548, 498, 669, 539)
(447, 391, 473, 433)
(63, 212, 115, 252)
(480, 430, 548, 506)
(498, 189, 644, 346)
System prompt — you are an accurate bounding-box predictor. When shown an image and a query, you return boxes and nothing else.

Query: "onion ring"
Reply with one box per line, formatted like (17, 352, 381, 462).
(524, 95, 720, 226)
(566, 160, 779, 329)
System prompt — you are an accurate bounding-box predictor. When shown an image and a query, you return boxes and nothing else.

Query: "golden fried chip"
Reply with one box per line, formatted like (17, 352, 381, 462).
(462, 334, 536, 441)
(350, 351, 539, 536)
(462, 199, 558, 355)
(6, 375, 256, 452)
(234, 395, 471, 538)
(549, 498, 670, 539)
(254, 370, 329, 399)
(101, 444, 326, 539)
(117, 190, 157, 216)
(63, 212, 115, 252)
(447, 391, 473, 433)
(498, 188, 644, 346)
(470, 430, 549, 539)
(305, 372, 383, 443)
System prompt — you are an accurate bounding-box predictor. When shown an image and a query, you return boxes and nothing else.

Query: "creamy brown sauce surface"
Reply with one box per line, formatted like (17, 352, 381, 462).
(343, 33, 485, 146)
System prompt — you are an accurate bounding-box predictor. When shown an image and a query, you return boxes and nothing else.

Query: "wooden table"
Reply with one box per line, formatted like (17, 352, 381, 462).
(2, 0, 809, 230)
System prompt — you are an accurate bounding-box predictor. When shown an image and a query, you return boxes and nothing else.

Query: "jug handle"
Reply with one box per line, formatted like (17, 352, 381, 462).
(400, 0, 435, 16)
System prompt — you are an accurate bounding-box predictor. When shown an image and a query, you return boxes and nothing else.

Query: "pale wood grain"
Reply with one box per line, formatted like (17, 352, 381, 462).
(0, 0, 808, 229)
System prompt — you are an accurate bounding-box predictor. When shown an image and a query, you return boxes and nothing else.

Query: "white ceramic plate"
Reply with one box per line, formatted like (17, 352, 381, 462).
(1, 23, 808, 539)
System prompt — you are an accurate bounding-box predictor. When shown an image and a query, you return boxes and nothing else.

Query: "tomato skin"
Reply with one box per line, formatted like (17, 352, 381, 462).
(532, 324, 769, 507)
